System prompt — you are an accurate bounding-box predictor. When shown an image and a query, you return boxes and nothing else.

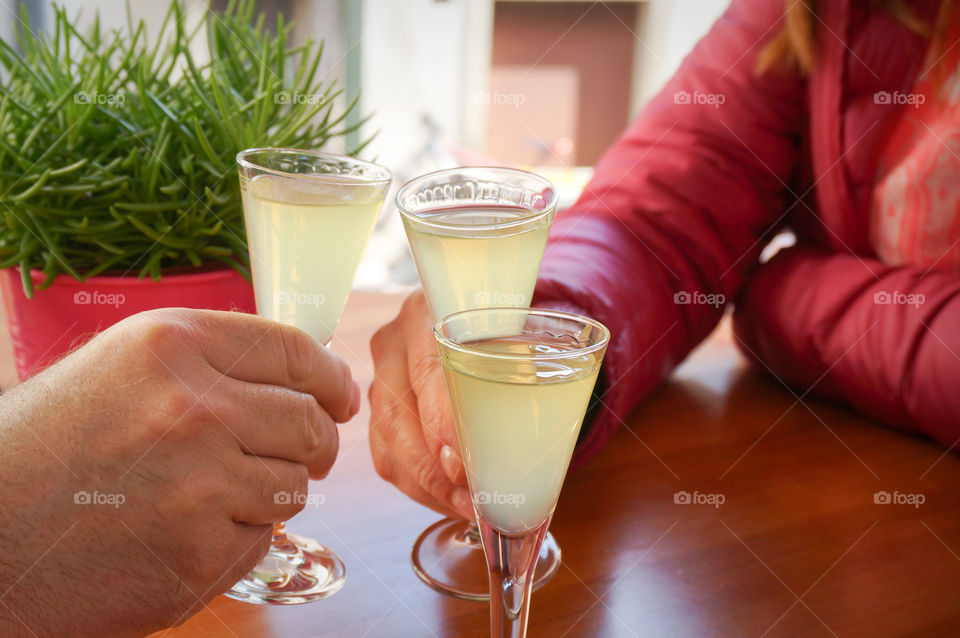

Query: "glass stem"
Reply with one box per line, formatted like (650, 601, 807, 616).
(465, 521, 483, 545)
(272, 522, 289, 545)
(477, 517, 551, 638)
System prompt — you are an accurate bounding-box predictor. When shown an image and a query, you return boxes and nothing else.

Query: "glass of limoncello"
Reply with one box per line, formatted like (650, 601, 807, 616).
(397, 167, 560, 600)
(435, 308, 609, 638)
(229, 148, 391, 605)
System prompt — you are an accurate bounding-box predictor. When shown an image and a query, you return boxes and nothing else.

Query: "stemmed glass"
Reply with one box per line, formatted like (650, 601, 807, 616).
(228, 148, 391, 604)
(397, 167, 559, 600)
(434, 308, 610, 637)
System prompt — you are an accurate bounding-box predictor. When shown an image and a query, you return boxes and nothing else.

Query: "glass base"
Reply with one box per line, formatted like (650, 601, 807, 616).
(411, 518, 560, 601)
(226, 530, 346, 605)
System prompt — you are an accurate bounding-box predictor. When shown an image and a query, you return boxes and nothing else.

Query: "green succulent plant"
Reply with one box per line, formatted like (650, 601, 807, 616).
(0, 0, 369, 296)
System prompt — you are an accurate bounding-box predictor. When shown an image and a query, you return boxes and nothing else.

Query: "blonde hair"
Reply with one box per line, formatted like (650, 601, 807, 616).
(756, 0, 950, 75)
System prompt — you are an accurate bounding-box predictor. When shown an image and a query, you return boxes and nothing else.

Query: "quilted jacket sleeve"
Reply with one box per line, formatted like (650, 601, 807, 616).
(734, 247, 960, 449)
(533, 0, 807, 467)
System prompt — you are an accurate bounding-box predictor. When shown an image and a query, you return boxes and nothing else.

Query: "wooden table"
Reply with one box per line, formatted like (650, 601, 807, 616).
(5, 292, 960, 637)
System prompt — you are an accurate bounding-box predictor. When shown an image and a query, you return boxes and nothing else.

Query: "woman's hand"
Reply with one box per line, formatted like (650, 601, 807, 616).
(368, 291, 473, 520)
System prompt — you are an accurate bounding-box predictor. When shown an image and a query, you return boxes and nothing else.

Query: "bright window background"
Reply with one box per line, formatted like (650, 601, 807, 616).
(0, 0, 730, 291)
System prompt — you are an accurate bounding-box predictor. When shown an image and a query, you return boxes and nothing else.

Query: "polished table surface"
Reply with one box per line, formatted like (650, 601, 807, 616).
(4, 292, 960, 637)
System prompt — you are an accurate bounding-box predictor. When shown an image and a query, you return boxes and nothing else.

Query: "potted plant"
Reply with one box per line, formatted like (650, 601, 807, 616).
(0, 0, 368, 378)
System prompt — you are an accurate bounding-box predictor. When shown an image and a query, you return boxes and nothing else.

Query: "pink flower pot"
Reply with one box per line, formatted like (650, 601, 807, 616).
(0, 267, 255, 380)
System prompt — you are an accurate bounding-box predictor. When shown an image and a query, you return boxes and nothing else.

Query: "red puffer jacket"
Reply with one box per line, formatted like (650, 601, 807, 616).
(535, 0, 960, 466)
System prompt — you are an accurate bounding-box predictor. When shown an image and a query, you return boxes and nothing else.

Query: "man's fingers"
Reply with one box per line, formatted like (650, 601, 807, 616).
(201, 522, 274, 598)
(219, 377, 338, 479)
(230, 456, 309, 525)
(188, 310, 359, 423)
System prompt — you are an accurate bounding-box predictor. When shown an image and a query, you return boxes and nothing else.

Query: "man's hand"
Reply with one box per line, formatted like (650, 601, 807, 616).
(368, 291, 473, 521)
(0, 308, 359, 637)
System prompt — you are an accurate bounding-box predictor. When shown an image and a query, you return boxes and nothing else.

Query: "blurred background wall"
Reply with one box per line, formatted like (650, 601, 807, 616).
(0, 0, 730, 290)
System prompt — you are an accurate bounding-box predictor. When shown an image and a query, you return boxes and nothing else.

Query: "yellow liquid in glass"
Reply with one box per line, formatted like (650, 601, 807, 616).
(242, 174, 384, 343)
(440, 337, 601, 534)
(404, 207, 552, 320)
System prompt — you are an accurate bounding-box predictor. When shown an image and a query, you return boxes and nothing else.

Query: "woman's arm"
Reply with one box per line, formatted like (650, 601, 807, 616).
(734, 247, 960, 448)
(535, 0, 807, 465)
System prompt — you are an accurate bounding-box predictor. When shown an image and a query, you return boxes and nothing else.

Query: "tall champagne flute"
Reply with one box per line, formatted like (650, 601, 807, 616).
(435, 308, 609, 637)
(229, 148, 391, 605)
(397, 167, 559, 600)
